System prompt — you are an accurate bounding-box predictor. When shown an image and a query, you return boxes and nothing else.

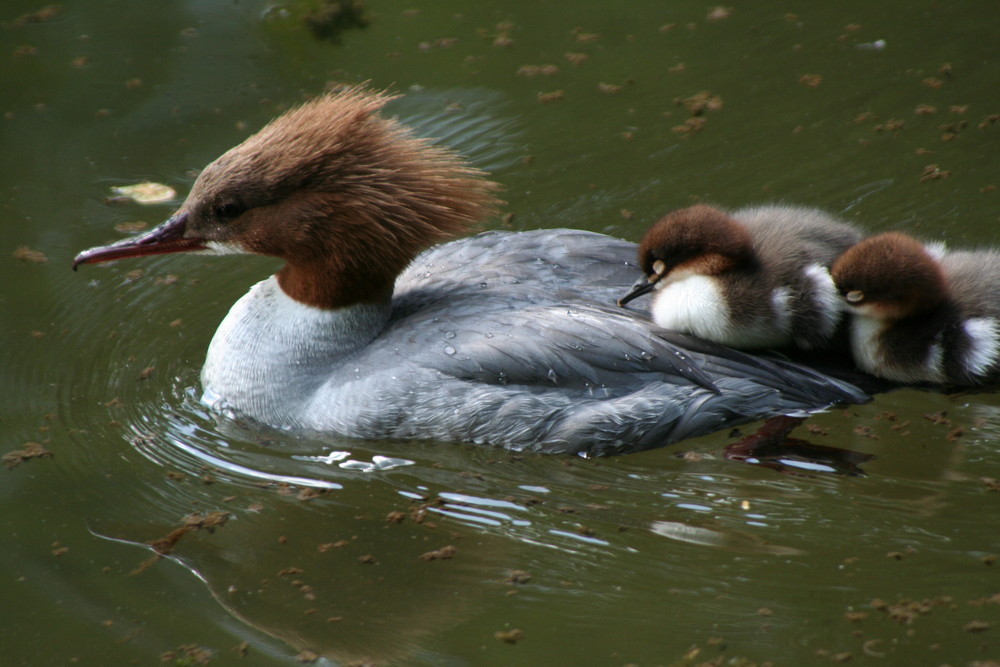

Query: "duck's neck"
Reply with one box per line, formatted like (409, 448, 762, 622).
(200, 275, 391, 427)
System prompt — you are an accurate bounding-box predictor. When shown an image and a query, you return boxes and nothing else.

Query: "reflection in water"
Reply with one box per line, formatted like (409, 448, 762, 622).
(649, 520, 804, 556)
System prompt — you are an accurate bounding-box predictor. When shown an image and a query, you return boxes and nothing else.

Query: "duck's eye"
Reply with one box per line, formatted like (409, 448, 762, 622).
(845, 289, 865, 304)
(214, 201, 245, 222)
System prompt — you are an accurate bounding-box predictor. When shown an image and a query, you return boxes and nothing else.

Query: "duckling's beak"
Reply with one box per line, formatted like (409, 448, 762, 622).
(617, 275, 659, 307)
(73, 212, 206, 270)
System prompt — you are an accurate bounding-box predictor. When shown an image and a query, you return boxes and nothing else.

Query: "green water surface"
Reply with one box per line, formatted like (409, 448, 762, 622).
(2, 1, 1000, 665)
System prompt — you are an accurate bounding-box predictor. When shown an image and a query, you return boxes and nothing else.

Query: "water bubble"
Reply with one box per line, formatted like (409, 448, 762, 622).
(857, 39, 886, 51)
(444, 345, 456, 355)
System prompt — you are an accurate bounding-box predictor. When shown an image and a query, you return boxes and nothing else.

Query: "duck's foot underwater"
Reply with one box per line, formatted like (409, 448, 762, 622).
(723, 415, 874, 477)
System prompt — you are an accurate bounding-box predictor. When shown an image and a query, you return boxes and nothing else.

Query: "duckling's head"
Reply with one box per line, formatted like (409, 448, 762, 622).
(618, 205, 753, 306)
(637, 205, 754, 279)
(74, 86, 501, 308)
(831, 231, 947, 320)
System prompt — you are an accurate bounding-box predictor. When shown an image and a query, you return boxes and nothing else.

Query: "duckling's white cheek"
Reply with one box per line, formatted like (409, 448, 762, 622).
(649, 276, 731, 340)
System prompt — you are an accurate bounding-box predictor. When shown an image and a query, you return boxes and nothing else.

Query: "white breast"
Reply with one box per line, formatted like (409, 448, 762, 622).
(649, 276, 789, 349)
(848, 313, 946, 383)
(961, 317, 1000, 378)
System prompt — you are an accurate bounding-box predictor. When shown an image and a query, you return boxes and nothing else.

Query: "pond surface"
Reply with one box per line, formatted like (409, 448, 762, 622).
(3, 0, 1000, 664)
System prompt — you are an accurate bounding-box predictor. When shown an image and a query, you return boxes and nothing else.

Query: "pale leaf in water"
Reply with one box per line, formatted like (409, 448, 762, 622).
(111, 182, 177, 204)
(13, 246, 49, 263)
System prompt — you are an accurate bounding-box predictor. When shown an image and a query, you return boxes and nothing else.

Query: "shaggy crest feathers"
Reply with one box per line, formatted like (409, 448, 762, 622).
(182, 85, 502, 308)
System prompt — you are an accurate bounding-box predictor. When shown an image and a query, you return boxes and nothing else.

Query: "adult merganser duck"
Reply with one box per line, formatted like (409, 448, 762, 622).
(74, 86, 867, 456)
(618, 204, 862, 350)
(831, 231, 1000, 386)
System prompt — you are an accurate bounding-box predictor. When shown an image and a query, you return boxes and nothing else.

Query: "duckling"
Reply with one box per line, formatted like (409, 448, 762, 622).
(618, 204, 862, 350)
(831, 231, 1000, 386)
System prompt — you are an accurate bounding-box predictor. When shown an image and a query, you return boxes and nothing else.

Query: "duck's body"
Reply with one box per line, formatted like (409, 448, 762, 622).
(832, 232, 1000, 386)
(619, 204, 862, 350)
(75, 87, 867, 456)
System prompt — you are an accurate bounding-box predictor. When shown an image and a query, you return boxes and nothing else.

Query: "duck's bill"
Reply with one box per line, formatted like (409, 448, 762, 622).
(73, 212, 205, 270)
(617, 277, 657, 307)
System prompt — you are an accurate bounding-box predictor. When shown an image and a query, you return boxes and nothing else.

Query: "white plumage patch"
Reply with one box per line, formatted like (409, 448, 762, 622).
(650, 276, 789, 348)
(650, 275, 730, 340)
(961, 317, 1000, 378)
(848, 312, 945, 383)
(802, 263, 842, 340)
(848, 314, 884, 377)
(202, 276, 391, 427)
(204, 240, 251, 255)
(769, 286, 793, 336)
(924, 241, 948, 261)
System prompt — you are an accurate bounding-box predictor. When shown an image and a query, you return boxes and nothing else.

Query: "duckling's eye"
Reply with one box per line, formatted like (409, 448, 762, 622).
(214, 201, 245, 222)
(845, 289, 865, 304)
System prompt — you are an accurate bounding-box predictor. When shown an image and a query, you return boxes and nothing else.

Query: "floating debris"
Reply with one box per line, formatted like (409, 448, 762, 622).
(12, 246, 48, 263)
(110, 181, 176, 204)
(517, 64, 559, 77)
(160, 645, 214, 665)
(3, 442, 53, 469)
(132, 511, 230, 574)
(706, 6, 733, 21)
(505, 569, 532, 584)
(676, 91, 723, 115)
(919, 163, 951, 183)
(799, 73, 823, 88)
(295, 649, 319, 663)
(12, 5, 64, 26)
(419, 545, 456, 561)
(857, 39, 887, 51)
(494, 628, 524, 644)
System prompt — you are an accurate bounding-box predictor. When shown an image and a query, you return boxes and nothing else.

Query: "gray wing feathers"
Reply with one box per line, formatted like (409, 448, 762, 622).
(321, 228, 867, 454)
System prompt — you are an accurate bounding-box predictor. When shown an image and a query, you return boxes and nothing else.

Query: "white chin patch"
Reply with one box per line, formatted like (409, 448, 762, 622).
(204, 240, 251, 255)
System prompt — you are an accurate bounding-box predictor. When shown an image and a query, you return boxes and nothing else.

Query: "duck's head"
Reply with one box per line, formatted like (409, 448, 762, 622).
(74, 86, 501, 308)
(617, 204, 753, 307)
(831, 231, 947, 320)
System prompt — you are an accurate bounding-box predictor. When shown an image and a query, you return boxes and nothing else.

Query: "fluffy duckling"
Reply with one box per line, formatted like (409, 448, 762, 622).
(831, 231, 1000, 386)
(618, 204, 862, 350)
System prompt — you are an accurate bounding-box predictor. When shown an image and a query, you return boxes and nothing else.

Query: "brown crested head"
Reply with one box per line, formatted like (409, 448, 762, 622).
(183, 85, 502, 307)
(74, 85, 502, 308)
(831, 231, 947, 319)
(637, 204, 754, 277)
